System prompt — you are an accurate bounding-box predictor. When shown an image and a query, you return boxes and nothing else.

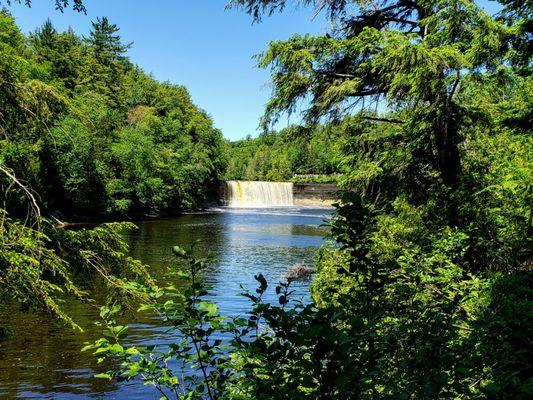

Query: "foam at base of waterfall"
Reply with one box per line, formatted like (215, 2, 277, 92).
(224, 180, 294, 208)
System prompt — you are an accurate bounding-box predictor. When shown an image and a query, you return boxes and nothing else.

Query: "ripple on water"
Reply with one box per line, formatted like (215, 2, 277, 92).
(0, 207, 331, 399)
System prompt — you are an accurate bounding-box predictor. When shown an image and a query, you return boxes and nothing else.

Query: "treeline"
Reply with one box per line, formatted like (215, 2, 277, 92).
(224, 124, 343, 181)
(1, 12, 226, 220)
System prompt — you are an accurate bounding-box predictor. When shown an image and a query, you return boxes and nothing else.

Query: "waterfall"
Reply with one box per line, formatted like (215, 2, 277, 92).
(223, 180, 294, 207)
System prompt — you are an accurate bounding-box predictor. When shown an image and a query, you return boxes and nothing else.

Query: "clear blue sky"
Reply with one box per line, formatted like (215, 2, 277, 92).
(7, 0, 500, 141)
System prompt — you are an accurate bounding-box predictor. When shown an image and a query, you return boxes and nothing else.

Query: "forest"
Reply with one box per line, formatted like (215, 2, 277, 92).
(224, 124, 345, 182)
(1, 0, 532, 399)
(1, 12, 226, 220)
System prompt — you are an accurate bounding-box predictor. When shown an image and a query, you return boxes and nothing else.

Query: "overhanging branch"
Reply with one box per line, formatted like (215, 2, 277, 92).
(364, 116, 404, 124)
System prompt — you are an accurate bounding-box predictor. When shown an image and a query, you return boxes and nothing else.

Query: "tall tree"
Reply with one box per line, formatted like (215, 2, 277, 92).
(83, 16, 132, 107)
(85, 16, 131, 65)
(30, 20, 83, 90)
(230, 1, 516, 216)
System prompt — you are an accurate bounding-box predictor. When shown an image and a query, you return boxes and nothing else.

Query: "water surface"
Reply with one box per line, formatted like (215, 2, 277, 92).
(0, 207, 330, 399)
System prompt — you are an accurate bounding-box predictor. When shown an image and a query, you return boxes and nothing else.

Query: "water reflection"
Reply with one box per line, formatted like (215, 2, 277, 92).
(0, 207, 331, 399)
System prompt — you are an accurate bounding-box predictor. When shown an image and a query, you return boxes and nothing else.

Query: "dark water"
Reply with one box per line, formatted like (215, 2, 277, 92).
(0, 207, 330, 399)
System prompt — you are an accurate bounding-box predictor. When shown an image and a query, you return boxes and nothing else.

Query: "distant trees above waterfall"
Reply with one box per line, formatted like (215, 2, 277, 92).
(224, 123, 348, 182)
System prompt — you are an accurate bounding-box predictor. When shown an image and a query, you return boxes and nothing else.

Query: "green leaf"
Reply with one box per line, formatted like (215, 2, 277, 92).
(199, 301, 218, 316)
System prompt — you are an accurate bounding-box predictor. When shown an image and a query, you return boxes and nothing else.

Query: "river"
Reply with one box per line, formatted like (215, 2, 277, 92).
(0, 207, 331, 399)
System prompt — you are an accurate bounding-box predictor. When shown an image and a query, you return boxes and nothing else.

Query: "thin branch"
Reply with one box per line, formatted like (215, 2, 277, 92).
(452, 324, 474, 332)
(346, 88, 386, 97)
(448, 70, 461, 102)
(364, 116, 404, 124)
(0, 164, 41, 228)
(382, 17, 418, 26)
(332, 72, 356, 78)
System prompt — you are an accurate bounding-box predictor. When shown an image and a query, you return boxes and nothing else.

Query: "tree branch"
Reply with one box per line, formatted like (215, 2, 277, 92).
(0, 164, 41, 224)
(364, 116, 404, 124)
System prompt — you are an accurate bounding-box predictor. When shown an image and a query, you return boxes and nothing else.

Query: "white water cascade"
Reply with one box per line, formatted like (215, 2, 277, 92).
(223, 180, 294, 208)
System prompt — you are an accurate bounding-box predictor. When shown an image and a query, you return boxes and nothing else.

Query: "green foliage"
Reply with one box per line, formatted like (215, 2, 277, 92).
(83, 246, 238, 400)
(0, 210, 82, 328)
(2, 0, 86, 13)
(0, 2, 530, 399)
(224, 124, 344, 182)
(0, 9, 227, 333)
(0, 13, 225, 219)
(0, 209, 151, 328)
(86, 1, 531, 399)
(29, 20, 84, 91)
(87, 234, 532, 399)
(244, 0, 526, 197)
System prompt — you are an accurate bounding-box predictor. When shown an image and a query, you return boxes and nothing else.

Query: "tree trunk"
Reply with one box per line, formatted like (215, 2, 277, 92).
(434, 102, 461, 225)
